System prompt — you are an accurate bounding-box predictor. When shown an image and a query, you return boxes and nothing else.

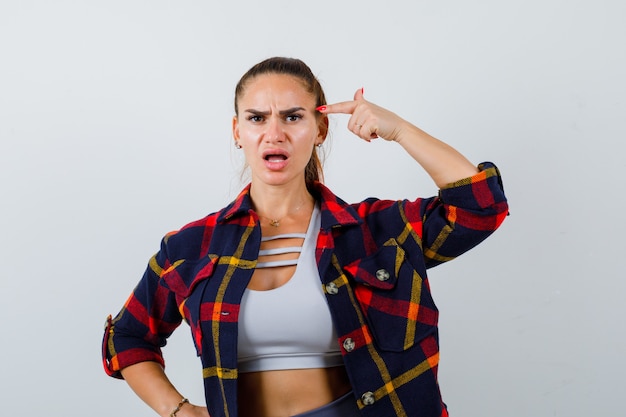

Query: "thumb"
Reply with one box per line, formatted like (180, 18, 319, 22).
(353, 87, 364, 101)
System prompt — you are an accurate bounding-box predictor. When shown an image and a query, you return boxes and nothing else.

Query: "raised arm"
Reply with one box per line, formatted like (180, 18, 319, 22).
(318, 88, 478, 188)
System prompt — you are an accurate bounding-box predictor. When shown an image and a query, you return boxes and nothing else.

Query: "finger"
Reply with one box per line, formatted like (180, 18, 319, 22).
(354, 123, 379, 141)
(316, 100, 357, 115)
(353, 87, 364, 101)
(355, 126, 372, 142)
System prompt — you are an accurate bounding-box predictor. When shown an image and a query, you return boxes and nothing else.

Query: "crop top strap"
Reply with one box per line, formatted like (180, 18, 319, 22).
(258, 246, 303, 256)
(261, 233, 306, 242)
(256, 234, 306, 269)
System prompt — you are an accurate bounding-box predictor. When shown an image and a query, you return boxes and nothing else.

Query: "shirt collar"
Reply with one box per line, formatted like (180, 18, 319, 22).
(216, 182, 362, 230)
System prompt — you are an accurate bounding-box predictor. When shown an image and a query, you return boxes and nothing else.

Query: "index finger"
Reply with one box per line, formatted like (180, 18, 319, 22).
(317, 100, 357, 115)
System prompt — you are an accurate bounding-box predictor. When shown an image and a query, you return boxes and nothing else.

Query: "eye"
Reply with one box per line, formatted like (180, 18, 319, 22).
(247, 115, 264, 123)
(285, 114, 303, 122)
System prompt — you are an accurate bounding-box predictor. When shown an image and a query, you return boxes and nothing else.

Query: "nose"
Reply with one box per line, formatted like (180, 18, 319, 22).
(264, 115, 285, 143)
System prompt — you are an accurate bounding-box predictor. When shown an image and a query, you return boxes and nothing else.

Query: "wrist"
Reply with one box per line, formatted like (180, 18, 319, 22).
(173, 403, 209, 417)
(167, 397, 189, 417)
(391, 120, 419, 144)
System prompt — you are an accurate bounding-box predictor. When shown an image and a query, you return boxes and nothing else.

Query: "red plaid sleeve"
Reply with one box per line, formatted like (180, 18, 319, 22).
(102, 234, 183, 378)
(417, 162, 508, 267)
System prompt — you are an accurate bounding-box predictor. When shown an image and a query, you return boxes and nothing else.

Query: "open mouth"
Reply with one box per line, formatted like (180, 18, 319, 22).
(265, 154, 288, 162)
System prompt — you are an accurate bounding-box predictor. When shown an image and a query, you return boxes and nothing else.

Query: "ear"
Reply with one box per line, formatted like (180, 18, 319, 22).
(232, 116, 240, 143)
(317, 115, 329, 144)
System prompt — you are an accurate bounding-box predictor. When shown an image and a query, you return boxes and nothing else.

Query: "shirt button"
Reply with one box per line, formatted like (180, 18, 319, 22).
(361, 391, 376, 406)
(343, 337, 355, 352)
(375, 268, 390, 281)
(325, 282, 339, 295)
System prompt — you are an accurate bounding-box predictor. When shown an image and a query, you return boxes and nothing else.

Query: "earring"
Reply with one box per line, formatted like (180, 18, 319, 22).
(235, 143, 242, 149)
(316, 143, 322, 147)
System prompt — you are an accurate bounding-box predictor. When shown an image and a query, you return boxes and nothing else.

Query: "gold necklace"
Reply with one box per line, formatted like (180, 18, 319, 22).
(258, 200, 309, 227)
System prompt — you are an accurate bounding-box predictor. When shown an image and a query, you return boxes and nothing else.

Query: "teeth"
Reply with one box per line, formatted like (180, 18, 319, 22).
(266, 154, 286, 162)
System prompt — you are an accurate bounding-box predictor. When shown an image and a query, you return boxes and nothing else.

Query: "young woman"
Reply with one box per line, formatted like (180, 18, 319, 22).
(103, 57, 508, 417)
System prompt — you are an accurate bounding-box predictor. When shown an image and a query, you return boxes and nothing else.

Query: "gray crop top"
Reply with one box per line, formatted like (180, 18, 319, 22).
(237, 204, 344, 373)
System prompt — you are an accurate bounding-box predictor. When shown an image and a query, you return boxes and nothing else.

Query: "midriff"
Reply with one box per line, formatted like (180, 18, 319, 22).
(237, 366, 352, 417)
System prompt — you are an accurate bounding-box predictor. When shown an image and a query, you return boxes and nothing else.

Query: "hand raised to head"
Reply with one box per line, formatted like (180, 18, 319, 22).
(317, 88, 406, 142)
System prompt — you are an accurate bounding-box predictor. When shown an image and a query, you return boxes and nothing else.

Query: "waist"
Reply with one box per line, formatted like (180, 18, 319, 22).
(237, 366, 353, 417)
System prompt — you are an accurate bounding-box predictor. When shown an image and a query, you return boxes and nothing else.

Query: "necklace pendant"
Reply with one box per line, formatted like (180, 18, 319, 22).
(269, 219, 280, 227)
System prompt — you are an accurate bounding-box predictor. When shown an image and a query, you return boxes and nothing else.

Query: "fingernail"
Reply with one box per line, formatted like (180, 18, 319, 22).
(361, 87, 364, 95)
(316, 105, 327, 112)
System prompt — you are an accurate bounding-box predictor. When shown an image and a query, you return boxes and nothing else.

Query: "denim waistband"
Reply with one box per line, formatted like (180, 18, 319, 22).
(291, 391, 360, 417)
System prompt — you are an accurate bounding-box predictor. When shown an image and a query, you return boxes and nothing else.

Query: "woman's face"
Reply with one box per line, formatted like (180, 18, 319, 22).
(233, 73, 326, 188)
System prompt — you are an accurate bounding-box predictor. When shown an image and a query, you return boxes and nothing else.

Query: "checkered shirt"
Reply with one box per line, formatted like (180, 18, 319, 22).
(103, 162, 508, 417)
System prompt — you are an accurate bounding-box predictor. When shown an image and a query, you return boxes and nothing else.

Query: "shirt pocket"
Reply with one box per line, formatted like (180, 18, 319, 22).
(161, 256, 218, 356)
(161, 255, 218, 298)
(345, 238, 438, 352)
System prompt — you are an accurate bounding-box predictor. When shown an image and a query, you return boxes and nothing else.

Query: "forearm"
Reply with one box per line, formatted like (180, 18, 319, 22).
(121, 361, 207, 417)
(319, 89, 481, 188)
(393, 121, 479, 188)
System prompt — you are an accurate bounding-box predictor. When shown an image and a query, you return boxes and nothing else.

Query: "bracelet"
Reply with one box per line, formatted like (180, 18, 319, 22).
(169, 397, 189, 417)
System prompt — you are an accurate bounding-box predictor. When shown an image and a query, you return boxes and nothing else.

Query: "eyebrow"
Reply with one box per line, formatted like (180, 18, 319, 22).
(244, 107, 307, 116)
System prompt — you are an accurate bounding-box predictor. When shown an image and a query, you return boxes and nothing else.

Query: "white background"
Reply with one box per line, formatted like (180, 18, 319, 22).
(1, 1, 624, 416)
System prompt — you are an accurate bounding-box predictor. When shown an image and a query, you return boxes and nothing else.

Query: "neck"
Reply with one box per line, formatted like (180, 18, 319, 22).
(249, 180, 314, 221)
